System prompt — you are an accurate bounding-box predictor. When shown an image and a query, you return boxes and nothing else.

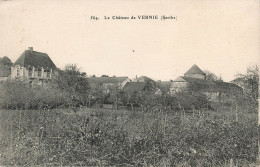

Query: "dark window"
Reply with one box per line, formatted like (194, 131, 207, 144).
(28, 68, 33, 77)
(29, 81, 32, 88)
(17, 68, 20, 77)
(38, 69, 41, 77)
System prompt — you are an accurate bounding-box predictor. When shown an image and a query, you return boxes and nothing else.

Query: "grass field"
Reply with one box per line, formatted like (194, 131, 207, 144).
(0, 107, 258, 166)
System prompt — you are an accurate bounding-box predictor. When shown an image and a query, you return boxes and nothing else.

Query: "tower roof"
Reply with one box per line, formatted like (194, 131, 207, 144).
(184, 64, 205, 75)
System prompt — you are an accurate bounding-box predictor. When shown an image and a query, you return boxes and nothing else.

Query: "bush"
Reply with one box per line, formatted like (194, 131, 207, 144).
(173, 92, 210, 110)
(0, 81, 70, 110)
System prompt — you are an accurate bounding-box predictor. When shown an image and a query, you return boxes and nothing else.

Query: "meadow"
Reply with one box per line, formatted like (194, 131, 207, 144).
(0, 107, 258, 167)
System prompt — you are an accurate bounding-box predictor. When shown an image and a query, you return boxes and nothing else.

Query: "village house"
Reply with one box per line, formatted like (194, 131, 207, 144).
(87, 76, 131, 93)
(130, 76, 162, 95)
(11, 47, 57, 87)
(170, 64, 242, 102)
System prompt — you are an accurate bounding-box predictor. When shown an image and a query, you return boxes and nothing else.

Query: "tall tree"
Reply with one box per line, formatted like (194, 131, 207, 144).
(0, 56, 13, 66)
(107, 84, 121, 110)
(204, 70, 219, 81)
(55, 64, 90, 106)
(235, 65, 259, 102)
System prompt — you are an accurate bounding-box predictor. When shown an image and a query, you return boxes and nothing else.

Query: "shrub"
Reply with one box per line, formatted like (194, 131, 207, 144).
(173, 92, 210, 110)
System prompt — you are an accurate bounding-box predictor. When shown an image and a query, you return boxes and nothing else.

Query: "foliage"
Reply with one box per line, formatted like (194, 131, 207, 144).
(0, 56, 12, 77)
(0, 108, 257, 166)
(107, 84, 121, 109)
(55, 64, 90, 106)
(0, 56, 13, 66)
(235, 65, 259, 103)
(173, 91, 210, 110)
(143, 79, 157, 92)
(157, 81, 171, 94)
(101, 75, 109, 77)
(204, 70, 220, 81)
(0, 81, 69, 110)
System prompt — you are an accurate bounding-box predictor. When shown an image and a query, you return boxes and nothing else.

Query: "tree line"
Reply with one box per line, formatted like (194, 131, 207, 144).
(0, 57, 258, 111)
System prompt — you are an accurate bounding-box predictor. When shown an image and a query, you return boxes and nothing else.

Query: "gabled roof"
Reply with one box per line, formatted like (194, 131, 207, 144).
(174, 76, 242, 93)
(14, 49, 57, 70)
(133, 76, 155, 83)
(184, 64, 205, 75)
(87, 77, 129, 84)
(122, 82, 146, 92)
(0, 66, 11, 77)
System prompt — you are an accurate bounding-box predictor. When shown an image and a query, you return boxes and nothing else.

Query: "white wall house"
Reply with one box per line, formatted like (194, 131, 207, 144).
(11, 47, 57, 87)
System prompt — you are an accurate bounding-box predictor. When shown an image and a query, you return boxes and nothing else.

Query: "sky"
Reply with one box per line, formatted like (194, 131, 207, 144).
(0, 0, 259, 82)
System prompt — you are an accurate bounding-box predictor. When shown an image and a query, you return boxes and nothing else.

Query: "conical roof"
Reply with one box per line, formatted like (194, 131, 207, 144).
(184, 64, 205, 75)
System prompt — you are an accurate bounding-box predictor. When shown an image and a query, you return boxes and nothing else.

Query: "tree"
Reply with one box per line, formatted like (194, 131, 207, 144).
(143, 80, 157, 92)
(235, 65, 259, 102)
(0, 56, 13, 66)
(204, 70, 219, 81)
(101, 75, 109, 77)
(107, 84, 121, 110)
(55, 64, 90, 107)
(157, 81, 171, 94)
(121, 91, 141, 111)
(0, 56, 12, 77)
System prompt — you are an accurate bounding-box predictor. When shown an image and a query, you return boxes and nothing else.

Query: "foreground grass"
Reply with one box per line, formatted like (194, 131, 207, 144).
(0, 107, 258, 166)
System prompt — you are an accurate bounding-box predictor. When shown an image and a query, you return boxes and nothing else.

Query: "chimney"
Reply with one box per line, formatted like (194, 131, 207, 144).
(28, 47, 33, 53)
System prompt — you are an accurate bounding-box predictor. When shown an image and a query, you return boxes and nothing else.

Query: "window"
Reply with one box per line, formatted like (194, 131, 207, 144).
(38, 69, 41, 77)
(17, 68, 20, 77)
(47, 71, 51, 78)
(28, 68, 33, 77)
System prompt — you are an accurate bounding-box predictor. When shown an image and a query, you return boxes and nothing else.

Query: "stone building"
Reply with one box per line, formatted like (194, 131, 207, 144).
(11, 47, 57, 87)
(170, 64, 242, 102)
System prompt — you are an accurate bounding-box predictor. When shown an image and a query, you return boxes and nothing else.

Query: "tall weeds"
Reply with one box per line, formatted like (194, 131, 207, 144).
(0, 108, 257, 166)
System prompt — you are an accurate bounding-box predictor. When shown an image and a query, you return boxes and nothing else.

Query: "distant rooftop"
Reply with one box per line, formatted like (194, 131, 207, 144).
(184, 64, 205, 75)
(122, 82, 146, 92)
(87, 76, 129, 84)
(133, 76, 155, 83)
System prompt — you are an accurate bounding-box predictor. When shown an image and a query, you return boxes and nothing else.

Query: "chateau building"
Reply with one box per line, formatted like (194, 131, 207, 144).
(11, 47, 57, 87)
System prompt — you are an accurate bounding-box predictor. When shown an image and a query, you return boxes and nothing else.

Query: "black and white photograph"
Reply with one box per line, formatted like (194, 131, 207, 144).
(0, 0, 259, 166)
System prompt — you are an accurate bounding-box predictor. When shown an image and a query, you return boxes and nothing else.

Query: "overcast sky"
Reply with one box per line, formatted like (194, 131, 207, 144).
(0, 0, 259, 81)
